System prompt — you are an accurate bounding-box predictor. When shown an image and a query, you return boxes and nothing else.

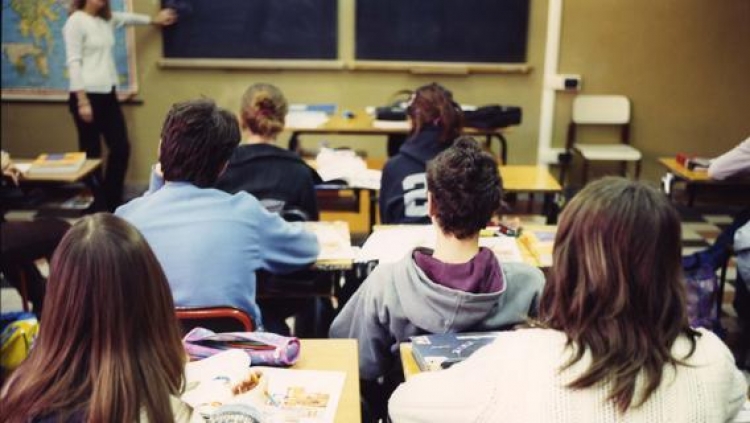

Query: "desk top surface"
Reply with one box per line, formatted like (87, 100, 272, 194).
(658, 158, 712, 182)
(16, 159, 102, 183)
(500, 165, 562, 193)
(313, 157, 561, 193)
(295, 339, 361, 423)
(286, 110, 510, 136)
(367, 224, 554, 268)
(399, 342, 421, 381)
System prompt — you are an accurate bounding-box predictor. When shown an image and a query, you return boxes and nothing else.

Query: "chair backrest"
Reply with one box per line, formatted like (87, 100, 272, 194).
(175, 306, 254, 334)
(572, 95, 630, 124)
(566, 95, 632, 151)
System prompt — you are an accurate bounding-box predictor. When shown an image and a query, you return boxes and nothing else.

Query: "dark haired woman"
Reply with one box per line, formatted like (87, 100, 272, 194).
(64, 0, 176, 210)
(216, 83, 320, 221)
(0, 213, 191, 422)
(389, 177, 747, 422)
(379, 82, 464, 224)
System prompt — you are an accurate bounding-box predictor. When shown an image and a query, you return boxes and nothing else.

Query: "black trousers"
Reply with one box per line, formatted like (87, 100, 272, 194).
(1, 219, 71, 316)
(68, 89, 130, 211)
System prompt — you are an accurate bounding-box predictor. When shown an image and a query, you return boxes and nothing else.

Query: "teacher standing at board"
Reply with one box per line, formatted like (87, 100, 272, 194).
(63, 0, 176, 210)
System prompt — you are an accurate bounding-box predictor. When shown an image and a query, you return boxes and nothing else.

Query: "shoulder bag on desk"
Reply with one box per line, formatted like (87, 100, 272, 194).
(464, 105, 522, 129)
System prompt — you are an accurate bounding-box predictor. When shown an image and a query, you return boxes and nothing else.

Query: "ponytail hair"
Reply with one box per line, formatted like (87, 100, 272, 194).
(407, 83, 464, 144)
(239, 83, 288, 139)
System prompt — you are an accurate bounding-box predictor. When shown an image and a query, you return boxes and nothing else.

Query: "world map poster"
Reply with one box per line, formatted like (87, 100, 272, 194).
(1, 0, 137, 100)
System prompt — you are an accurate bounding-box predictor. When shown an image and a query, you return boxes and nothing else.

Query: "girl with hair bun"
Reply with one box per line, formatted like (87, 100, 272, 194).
(216, 83, 321, 221)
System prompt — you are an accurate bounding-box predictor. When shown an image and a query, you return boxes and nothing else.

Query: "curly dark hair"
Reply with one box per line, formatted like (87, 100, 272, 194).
(426, 136, 502, 239)
(159, 99, 240, 188)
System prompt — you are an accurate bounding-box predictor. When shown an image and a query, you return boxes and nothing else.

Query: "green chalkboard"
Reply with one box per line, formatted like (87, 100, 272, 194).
(162, 0, 338, 60)
(356, 0, 530, 64)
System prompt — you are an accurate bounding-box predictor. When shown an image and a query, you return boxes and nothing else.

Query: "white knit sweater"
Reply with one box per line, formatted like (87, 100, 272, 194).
(389, 328, 747, 423)
(63, 10, 150, 93)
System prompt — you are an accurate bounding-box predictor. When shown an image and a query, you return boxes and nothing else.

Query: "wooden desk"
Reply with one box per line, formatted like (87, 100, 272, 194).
(295, 339, 361, 423)
(9, 159, 104, 214)
(659, 158, 750, 206)
(500, 166, 562, 224)
(286, 110, 514, 164)
(16, 159, 102, 183)
(399, 343, 420, 381)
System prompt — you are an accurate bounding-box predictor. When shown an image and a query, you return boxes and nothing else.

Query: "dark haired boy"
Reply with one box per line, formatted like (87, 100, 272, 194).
(331, 137, 544, 410)
(116, 99, 319, 329)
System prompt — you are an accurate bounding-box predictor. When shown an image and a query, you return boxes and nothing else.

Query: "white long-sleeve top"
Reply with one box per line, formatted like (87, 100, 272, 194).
(389, 328, 747, 423)
(708, 137, 750, 180)
(63, 10, 150, 93)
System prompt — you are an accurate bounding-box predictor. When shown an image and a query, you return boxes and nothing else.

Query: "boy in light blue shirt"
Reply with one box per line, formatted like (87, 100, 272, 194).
(116, 99, 319, 329)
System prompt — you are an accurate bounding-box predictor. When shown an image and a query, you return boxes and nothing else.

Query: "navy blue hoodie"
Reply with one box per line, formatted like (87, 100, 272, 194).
(379, 127, 452, 224)
(216, 143, 322, 221)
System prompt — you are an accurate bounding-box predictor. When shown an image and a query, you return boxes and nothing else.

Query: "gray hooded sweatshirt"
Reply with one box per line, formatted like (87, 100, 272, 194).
(329, 249, 545, 381)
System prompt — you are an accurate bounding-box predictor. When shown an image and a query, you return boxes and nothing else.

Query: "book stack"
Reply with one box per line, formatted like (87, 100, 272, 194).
(27, 152, 86, 174)
(410, 332, 501, 372)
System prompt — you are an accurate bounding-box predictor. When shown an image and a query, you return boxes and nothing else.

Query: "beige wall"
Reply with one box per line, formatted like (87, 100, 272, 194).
(2, 0, 748, 185)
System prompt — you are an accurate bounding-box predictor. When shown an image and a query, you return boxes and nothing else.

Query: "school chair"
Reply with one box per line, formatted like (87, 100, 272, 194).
(175, 306, 255, 334)
(560, 95, 642, 185)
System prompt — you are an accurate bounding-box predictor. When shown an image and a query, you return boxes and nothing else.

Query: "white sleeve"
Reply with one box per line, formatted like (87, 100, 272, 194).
(63, 15, 85, 92)
(111, 11, 151, 27)
(708, 138, 750, 180)
(388, 341, 501, 423)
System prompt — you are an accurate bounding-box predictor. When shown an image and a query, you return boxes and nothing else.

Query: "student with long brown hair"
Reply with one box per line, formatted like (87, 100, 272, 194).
(379, 82, 464, 224)
(389, 177, 747, 422)
(0, 213, 191, 422)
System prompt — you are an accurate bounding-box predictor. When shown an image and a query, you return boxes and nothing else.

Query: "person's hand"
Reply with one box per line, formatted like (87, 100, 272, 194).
(78, 103, 93, 123)
(153, 8, 177, 26)
(2, 154, 22, 185)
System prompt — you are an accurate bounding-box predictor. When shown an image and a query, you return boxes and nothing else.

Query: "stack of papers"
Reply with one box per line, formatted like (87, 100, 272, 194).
(304, 221, 357, 264)
(285, 111, 330, 129)
(315, 148, 381, 190)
